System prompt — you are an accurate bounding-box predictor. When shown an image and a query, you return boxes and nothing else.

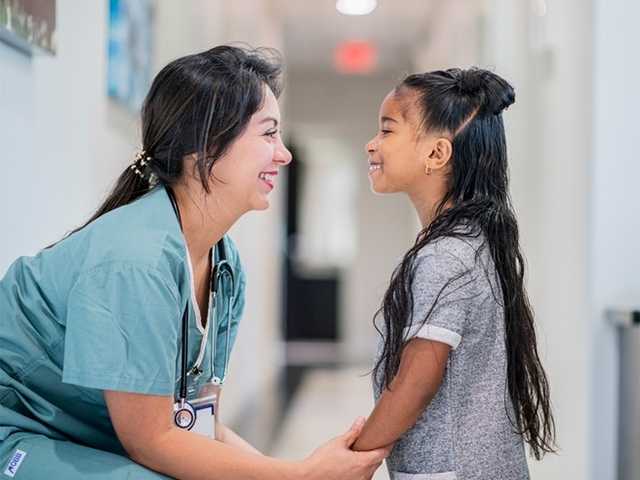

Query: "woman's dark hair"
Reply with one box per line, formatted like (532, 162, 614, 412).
(60, 45, 283, 238)
(372, 68, 556, 459)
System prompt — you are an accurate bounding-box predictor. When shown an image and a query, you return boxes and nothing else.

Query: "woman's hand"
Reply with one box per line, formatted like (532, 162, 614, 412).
(299, 417, 391, 480)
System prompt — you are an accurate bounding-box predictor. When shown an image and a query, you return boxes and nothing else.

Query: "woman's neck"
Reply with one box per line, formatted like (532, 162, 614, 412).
(170, 183, 241, 269)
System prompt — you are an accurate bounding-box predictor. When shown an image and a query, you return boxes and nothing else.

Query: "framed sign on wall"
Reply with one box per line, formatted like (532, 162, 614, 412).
(0, 0, 56, 55)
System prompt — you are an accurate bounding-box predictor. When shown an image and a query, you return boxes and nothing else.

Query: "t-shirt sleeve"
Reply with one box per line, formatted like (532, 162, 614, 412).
(405, 248, 477, 350)
(62, 263, 181, 395)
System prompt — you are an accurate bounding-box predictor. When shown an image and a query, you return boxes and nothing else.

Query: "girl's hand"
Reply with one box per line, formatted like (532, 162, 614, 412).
(299, 417, 391, 480)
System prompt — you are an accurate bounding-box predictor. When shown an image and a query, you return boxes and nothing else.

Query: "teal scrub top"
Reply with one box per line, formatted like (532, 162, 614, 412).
(0, 186, 246, 455)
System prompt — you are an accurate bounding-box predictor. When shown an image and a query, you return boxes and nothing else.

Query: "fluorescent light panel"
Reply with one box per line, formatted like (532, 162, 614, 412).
(336, 0, 378, 16)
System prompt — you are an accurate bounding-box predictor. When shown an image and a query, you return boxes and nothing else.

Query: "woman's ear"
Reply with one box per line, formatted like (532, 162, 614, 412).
(426, 137, 453, 172)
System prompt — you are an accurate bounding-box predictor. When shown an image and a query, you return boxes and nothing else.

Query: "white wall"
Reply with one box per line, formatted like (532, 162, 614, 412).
(590, 0, 640, 478)
(0, 0, 133, 270)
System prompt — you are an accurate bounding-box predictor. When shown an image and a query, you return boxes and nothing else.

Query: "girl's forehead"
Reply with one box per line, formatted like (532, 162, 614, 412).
(380, 89, 421, 127)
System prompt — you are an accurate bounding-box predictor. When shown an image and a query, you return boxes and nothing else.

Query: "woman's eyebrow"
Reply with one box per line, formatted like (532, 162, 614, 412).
(258, 117, 279, 127)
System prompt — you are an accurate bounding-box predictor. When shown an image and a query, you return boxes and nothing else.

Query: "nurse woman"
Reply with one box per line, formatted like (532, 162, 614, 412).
(0, 46, 388, 479)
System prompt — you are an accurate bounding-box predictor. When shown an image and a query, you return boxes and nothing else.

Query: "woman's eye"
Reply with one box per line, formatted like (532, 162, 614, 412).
(265, 130, 278, 138)
(380, 130, 392, 135)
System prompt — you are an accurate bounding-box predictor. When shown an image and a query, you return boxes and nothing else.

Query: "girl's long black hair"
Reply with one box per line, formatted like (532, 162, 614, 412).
(53, 45, 282, 242)
(372, 68, 556, 459)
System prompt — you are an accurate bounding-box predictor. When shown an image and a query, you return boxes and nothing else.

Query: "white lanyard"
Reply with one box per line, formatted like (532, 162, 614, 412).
(184, 244, 234, 388)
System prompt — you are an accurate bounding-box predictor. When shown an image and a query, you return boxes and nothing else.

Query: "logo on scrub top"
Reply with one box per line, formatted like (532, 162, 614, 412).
(3, 450, 26, 477)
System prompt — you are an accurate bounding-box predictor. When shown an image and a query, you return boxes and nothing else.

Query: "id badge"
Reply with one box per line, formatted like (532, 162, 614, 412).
(190, 393, 217, 439)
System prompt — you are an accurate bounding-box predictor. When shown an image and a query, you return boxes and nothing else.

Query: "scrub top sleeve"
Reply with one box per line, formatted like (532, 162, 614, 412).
(62, 263, 181, 395)
(405, 250, 476, 350)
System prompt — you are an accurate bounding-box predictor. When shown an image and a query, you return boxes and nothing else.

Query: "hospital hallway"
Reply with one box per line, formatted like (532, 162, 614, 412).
(2, 1, 640, 479)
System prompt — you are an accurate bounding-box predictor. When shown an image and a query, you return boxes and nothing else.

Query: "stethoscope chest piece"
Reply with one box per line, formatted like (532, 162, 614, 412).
(173, 400, 196, 430)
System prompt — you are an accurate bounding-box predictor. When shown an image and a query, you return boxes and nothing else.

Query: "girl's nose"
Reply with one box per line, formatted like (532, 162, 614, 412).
(366, 136, 377, 155)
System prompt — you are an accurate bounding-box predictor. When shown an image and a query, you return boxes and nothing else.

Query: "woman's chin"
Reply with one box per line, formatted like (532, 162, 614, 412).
(250, 196, 270, 211)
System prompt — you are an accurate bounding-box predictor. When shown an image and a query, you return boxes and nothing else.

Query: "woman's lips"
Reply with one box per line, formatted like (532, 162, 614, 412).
(259, 171, 277, 190)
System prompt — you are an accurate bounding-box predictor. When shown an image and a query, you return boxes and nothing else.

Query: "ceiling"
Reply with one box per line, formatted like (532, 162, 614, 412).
(271, 0, 440, 74)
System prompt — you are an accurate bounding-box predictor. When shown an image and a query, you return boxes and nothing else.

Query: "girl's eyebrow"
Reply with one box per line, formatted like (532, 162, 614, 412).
(381, 116, 399, 124)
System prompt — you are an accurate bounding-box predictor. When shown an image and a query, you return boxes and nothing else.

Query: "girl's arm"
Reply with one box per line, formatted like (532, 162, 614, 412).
(104, 390, 389, 480)
(352, 338, 450, 451)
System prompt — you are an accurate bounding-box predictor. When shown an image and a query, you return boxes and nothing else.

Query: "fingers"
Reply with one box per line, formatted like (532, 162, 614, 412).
(381, 443, 394, 457)
(343, 417, 366, 447)
(361, 445, 391, 466)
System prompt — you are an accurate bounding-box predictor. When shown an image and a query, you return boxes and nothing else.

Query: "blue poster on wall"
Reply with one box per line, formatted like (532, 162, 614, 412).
(107, 0, 154, 112)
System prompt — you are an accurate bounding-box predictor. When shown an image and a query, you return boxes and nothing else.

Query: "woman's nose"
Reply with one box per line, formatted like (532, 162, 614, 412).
(274, 143, 293, 166)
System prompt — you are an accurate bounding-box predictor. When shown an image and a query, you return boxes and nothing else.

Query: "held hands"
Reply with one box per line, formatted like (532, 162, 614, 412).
(301, 417, 391, 480)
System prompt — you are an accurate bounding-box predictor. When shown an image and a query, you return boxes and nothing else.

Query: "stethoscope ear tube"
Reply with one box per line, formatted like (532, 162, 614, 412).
(178, 304, 189, 401)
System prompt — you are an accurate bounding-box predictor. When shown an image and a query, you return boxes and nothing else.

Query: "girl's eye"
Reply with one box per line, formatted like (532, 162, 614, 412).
(380, 130, 392, 135)
(265, 130, 278, 138)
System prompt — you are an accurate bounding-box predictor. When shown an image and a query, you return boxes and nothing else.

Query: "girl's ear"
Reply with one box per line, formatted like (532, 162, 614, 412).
(424, 137, 453, 173)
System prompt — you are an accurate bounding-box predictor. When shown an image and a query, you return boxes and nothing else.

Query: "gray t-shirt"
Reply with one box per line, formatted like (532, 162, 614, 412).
(373, 235, 529, 480)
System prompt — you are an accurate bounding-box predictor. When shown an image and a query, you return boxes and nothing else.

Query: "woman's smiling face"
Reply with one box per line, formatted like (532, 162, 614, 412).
(210, 86, 292, 211)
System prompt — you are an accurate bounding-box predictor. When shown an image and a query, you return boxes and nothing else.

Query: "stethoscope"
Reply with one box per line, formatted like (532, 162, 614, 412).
(165, 186, 235, 431)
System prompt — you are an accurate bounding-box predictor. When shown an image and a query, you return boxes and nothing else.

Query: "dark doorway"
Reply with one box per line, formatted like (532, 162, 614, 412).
(282, 140, 340, 341)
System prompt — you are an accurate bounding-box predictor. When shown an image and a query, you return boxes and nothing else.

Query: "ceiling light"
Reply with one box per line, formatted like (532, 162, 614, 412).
(336, 0, 378, 16)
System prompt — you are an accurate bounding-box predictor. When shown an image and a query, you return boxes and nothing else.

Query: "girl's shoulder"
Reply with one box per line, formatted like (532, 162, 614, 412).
(418, 233, 486, 270)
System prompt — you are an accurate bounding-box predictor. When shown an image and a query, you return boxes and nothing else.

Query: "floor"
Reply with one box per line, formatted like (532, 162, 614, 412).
(269, 365, 390, 480)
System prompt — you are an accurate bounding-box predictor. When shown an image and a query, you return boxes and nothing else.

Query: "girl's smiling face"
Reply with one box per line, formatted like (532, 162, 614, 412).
(365, 88, 451, 196)
(366, 89, 425, 194)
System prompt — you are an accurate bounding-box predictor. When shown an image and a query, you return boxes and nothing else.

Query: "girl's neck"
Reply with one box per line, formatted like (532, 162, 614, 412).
(407, 183, 449, 229)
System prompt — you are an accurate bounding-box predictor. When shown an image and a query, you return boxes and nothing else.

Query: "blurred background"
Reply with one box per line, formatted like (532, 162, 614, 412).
(1, 0, 639, 479)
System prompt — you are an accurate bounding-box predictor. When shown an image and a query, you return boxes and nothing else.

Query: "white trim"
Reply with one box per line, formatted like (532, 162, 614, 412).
(403, 324, 462, 350)
(184, 247, 206, 334)
(391, 472, 457, 480)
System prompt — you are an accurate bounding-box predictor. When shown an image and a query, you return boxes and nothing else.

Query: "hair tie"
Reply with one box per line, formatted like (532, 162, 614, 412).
(130, 150, 154, 182)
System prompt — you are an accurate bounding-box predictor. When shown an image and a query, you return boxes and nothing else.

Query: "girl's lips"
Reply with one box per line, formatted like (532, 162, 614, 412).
(368, 163, 382, 175)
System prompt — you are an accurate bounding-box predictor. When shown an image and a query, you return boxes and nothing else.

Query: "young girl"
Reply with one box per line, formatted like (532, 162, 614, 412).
(353, 68, 556, 479)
